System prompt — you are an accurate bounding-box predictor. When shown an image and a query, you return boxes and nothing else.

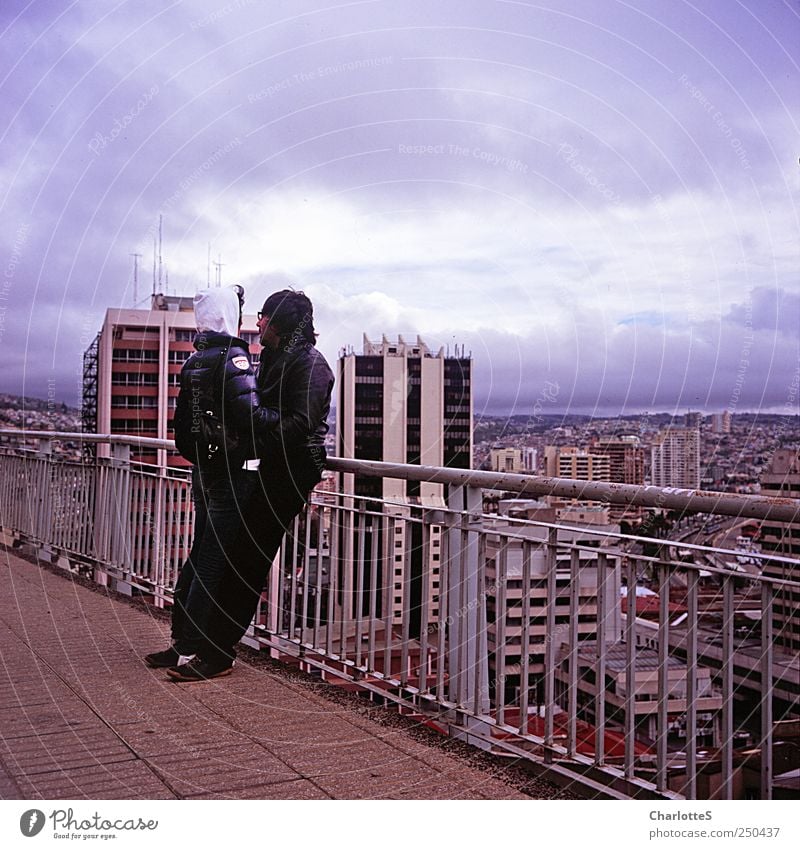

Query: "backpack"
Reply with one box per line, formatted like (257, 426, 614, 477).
(174, 348, 244, 469)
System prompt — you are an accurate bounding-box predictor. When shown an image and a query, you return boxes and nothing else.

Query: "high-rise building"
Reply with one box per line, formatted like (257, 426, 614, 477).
(336, 334, 472, 624)
(483, 516, 621, 706)
(650, 427, 700, 489)
(489, 446, 538, 474)
(84, 293, 261, 467)
(337, 334, 472, 498)
(759, 449, 800, 651)
(684, 411, 704, 429)
(711, 411, 732, 434)
(596, 435, 645, 521)
(543, 445, 611, 514)
(544, 446, 611, 481)
(490, 446, 522, 473)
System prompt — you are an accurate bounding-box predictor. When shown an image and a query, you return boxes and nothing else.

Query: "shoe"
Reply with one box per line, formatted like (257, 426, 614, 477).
(166, 659, 234, 682)
(144, 648, 195, 668)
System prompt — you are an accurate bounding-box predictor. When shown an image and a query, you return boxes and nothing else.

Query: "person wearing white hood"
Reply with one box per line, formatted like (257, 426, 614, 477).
(144, 285, 278, 680)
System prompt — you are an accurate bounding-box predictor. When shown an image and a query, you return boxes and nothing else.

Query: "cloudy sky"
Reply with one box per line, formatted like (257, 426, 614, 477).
(1, 0, 797, 416)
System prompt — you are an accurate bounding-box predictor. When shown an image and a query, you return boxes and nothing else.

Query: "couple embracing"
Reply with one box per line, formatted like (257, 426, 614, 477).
(145, 286, 334, 681)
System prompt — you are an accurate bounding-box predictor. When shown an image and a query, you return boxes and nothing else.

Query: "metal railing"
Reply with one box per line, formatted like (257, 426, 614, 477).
(1, 429, 798, 800)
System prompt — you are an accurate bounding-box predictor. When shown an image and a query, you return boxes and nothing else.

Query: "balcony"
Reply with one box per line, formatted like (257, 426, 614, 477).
(0, 430, 798, 800)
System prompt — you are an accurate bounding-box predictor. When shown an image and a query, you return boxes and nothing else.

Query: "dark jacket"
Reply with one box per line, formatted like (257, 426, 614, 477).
(256, 341, 334, 486)
(173, 332, 278, 465)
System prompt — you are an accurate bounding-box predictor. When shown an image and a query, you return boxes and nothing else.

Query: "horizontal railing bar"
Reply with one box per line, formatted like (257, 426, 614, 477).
(2, 429, 798, 522)
(0, 430, 171, 449)
(326, 458, 800, 523)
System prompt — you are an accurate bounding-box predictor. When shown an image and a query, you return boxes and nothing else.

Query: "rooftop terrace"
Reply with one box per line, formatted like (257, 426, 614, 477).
(0, 549, 565, 800)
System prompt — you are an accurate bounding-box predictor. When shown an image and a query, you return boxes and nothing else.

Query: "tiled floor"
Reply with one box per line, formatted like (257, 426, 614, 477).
(0, 550, 563, 800)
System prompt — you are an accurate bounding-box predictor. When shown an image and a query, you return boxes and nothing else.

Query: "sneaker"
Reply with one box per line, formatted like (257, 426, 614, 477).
(166, 659, 234, 682)
(144, 648, 195, 668)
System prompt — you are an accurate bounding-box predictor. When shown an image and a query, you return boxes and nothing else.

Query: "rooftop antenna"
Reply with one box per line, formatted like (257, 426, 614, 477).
(152, 234, 157, 296)
(213, 253, 224, 287)
(129, 253, 142, 306)
(157, 214, 163, 291)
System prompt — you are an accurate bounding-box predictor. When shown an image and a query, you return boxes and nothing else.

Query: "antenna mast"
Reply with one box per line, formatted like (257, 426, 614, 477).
(158, 214, 163, 291)
(129, 253, 142, 305)
(213, 253, 225, 287)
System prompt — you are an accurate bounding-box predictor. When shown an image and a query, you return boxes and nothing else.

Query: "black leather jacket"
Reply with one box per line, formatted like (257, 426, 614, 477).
(256, 341, 334, 484)
(173, 332, 278, 463)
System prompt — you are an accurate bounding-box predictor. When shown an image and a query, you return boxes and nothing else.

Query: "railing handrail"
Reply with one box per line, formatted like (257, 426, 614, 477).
(1, 428, 798, 523)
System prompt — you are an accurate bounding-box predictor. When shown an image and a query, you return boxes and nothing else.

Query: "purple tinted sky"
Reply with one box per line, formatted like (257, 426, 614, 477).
(1, 0, 797, 416)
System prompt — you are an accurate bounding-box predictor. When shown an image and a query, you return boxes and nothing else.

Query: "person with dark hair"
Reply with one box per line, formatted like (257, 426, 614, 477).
(199, 288, 334, 674)
(144, 285, 278, 680)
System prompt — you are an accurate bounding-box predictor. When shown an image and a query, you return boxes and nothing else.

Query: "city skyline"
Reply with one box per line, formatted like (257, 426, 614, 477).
(0, 1, 797, 416)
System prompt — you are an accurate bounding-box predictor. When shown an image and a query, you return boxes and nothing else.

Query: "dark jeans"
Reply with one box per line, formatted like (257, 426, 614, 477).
(171, 465, 257, 656)
(202, 470, 313, 666)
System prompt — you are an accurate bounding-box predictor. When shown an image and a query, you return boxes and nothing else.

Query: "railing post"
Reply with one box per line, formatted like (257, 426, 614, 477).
(34, 439, 53, 545)
(445, 483, 488, 714)
(109, 442, 131, 569)
(147, 464, 167, 591)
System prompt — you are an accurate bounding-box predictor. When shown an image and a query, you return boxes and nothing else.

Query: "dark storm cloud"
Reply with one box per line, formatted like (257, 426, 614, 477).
(0, 0, 797, 412)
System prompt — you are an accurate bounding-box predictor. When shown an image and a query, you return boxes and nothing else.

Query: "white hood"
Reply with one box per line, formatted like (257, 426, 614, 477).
(193, 287, 240, 336)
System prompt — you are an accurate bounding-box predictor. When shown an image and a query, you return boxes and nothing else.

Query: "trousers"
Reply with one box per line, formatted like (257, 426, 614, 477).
(171, 465, 256, 656)
(202, 469, 313, 666)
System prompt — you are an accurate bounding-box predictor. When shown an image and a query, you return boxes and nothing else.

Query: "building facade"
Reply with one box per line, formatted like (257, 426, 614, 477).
(596, 435, 645, 521)
(650, 427, 701, 489)
(759, 448, 800, 651)
(336, 335, 472, 626)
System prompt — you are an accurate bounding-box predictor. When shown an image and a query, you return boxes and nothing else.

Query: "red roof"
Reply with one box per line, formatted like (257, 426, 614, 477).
(492, 709, 654, 756)
(621, 595, 686, 619)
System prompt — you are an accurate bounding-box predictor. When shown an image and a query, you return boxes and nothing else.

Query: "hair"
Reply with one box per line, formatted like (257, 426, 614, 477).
(261, 289, 317, 347)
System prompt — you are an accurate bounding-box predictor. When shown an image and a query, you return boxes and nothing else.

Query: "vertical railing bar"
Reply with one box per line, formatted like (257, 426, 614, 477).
(594, 550, 608, 768)
(313, 505, 324, 651)
(399, 513, 412, 689)
(472, 528, 487, 715)
(455, 508, 469, 705)
(656, 561, 670, 792)
(495, 536, 508, 726)
(50, 464, 61, 550)
(301, 507, 313, 645)
(288, 515, 301, 640)
(544, 526, 558, 763)
(624, 556, 638, 779)
(567, 547, 580, 759)
(354, 501, 367, 668)
(151, 470, 165, 588)
(436, 512, 450, 699)
(95, 464, 106, 562)
(383, 515, 395, 682)
(685, 568, 699, 800)
(276, 530, 289, 635)
(340, 503, 354, 664)
(326, 495, 340, 659)
(760, 580, 773, 801)
(164, 475, 176, 592)
(131, 475, 142, 576)
(419, 517, 431, 695)
(519, 539, 532, 737)
(721, 575, 734, 800)
(367, 512, 380, 673)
